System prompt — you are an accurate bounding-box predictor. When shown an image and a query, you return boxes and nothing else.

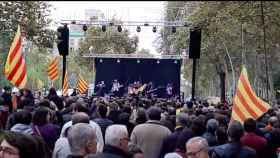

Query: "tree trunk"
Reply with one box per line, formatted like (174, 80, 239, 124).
(219, 71, 226, 104)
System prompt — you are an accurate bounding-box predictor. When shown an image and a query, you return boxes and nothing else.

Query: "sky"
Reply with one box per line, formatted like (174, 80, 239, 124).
(49, 1, 165, 54)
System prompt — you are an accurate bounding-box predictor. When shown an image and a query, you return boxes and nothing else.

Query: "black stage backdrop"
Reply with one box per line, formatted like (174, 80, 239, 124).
(94, 58, 182, 97)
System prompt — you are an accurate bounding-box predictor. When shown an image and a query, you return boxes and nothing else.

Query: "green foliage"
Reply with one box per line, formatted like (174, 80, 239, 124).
(159, 1, 280, 100)
(0, 1, 54, 89)
(79, 24, 139, 54)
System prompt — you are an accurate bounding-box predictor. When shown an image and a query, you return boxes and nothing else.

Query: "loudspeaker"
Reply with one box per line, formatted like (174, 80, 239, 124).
(189, 28, 201, 59)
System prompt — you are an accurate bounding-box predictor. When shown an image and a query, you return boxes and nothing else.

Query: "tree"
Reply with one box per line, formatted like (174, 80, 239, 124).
(79, 22, 139, 55)
(159, 1, 280, 102)
(0, 1, 55, 88)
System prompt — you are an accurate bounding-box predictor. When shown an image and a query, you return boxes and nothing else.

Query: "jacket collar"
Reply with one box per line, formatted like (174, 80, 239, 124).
(103, 145, 128, 157)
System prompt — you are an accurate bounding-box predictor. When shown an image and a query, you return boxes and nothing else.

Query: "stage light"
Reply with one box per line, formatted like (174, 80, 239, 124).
(99, 59, 103, 63)
(83, 24, 88, 32)
(174, 60, 178, 64)
(117, 25, 122, 32)
(157, 60, 160, 64)
(136, 26, 141, 32)
(101, 25, 106, 32)
(172, 26, 176, 33)
(152, 26, 157, 33)
(137, 59, 140, 63)
(117, 59, 120, 63)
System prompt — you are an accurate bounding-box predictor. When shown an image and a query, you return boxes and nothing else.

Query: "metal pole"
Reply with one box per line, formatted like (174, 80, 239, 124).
(261, 1, 269, 101)
(62, 55, 67, 89)
(191, 59, 197, 101)
(222, 41, 235, 99)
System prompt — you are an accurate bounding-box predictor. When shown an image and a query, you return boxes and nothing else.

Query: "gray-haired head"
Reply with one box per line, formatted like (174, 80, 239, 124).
(186, 137, 209, 157)
(105, 124, 128, 151)
(68, 123, 97, 156)
(206, 119, 219, 133)
(72, 112, 90, 125)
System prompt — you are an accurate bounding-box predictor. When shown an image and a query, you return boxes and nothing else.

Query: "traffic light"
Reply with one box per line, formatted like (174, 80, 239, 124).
(57, 25, 69, 56)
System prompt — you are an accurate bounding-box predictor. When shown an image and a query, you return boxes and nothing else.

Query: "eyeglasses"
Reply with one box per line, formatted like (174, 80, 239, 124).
(186, 147, 205, 158)
(0, 146, 19, 156)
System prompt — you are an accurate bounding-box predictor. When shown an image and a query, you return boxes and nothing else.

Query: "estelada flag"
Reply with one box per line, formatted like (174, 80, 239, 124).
(231, 66, 271, 124)
(76, 74, 88, 94)
(47, 56, 59, 81)
(4, 25, 27, 89)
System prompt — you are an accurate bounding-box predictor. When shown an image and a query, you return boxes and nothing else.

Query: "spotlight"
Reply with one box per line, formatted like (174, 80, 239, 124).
(174, 60, 178, 64)
(152, 26, 156, 33)
(136, 26, 141, 32)
(137, 59, 140, 63)
(117, 59, 120, 63)
(157, 60, 160, 64)
(172, 26, 176, 33)
(99, 59, 103, 63)
(117, 25, 122, 32)
(83, 24, 88, 32)
(101, 25, 106, 32)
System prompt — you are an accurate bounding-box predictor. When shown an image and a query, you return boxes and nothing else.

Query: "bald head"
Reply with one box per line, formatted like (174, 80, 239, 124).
(72, 112, 90, 125)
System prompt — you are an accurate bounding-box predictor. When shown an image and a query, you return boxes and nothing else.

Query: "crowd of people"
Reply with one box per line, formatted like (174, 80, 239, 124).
(0, 85, 280, 158)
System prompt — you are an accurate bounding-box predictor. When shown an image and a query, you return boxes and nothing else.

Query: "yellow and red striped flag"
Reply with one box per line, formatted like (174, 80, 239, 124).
(47, 56, 59, 81)
(231, 66, 271, 124)
(62, 71, 69, 96)
(4, 25, 27, 89)
(76, 74, 88, 94)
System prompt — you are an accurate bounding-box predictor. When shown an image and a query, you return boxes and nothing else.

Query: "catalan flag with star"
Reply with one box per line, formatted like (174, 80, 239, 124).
(4, 25, 27, 89)
(76, 74, 88, 94)
(231, 66, 271, 124)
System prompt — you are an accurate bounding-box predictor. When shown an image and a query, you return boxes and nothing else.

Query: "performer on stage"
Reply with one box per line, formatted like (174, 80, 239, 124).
(166, 83, 173, 98)
(96, 81, 106, 97)
(111, 79, 122, 97)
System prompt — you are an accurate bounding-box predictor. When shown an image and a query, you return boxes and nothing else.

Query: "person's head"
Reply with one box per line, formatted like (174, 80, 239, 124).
(186, 137, 209, 158)
(97, 105, 108, 118)
(38, 99, 50, 108)
(118, 113, 130, 125)
(23, 89, 33, 98)
(48, 88, 57, 96)
(72, 102, 89, 114)
(176, 113, 190, 128)
(128, 144, 144, 158)
(175, 127, 194, 153)
(105, 125, 129, 152)
(3, 86, 11, 94)
(72, 112, 90, 125)
(216, 126, 227, 145)
(67, 123, 97, 156)
(0, 132, 38, 158)
(32, 107, 50, 126)
(17, 98, 33, 109)
(244, 118, 256, 133)
(191, 117, 206, 136)
(13, 110, 32, 125)
(227, 121, 244, 142)
(51, 97, 64, 111)
(268, 116, 278, 127)
(136, 108, 147, 124)
(147, 106, 162, 121)
(206, 119, 219, 134)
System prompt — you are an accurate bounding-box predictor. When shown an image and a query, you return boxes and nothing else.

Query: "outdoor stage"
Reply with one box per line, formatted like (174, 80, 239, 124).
(83, 53, 185, 98)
